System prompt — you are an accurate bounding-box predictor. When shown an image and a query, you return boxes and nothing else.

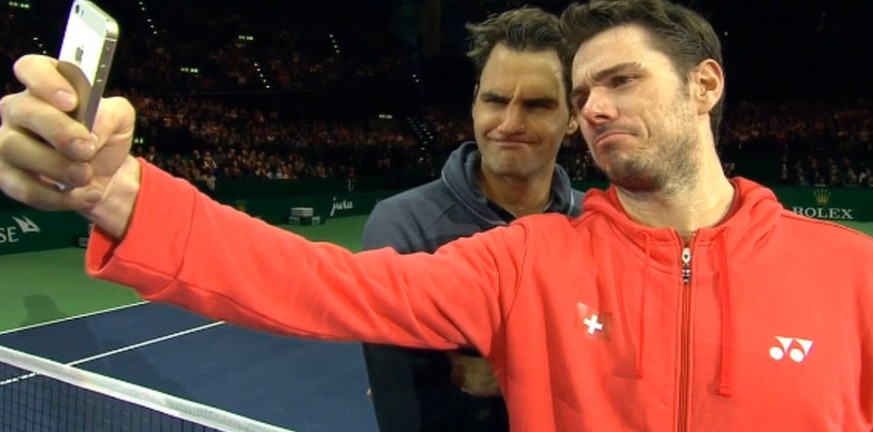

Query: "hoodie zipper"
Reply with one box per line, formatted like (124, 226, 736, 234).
(678, 246, 693, 432)
(681, 248, 692, 284)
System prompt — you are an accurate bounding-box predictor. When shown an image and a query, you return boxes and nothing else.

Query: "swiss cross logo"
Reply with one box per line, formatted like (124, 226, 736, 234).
(769, 336, 813, 362)
(575, 302, 609, 338)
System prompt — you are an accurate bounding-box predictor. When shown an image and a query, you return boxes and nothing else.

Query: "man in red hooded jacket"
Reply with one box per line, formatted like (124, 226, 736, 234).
(0, 0, 871, 431)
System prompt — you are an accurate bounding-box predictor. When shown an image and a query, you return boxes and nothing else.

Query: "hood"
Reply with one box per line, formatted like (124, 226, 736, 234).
(582, 177, 781, 264)
(441, 141, 582, 228)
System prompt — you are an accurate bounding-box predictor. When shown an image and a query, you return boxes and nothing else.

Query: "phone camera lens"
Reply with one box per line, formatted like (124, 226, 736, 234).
(75, 4, 80, 14)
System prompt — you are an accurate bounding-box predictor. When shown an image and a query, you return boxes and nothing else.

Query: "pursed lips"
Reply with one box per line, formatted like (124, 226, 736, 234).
(491, 138, 535, 148)
(594, 130, 632, 148)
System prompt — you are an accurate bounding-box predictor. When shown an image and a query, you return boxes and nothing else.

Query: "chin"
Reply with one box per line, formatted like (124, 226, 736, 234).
(488, 161, 536, 178)
(610, 174, 662, 192)
(601, 161, 663, 193)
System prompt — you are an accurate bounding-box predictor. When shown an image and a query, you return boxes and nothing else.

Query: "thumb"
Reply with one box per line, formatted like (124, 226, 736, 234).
(90, 96, 136, 177)
(91, 96, 136, 148)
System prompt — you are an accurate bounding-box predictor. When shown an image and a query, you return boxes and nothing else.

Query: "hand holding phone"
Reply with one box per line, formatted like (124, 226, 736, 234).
(57, 0, 118, 131)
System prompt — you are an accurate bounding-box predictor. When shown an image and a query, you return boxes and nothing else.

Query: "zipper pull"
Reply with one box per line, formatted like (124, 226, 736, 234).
(681, 247, 692, 284)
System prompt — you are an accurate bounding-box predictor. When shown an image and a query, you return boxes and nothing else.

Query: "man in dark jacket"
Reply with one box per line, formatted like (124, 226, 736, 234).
(360, 7, 583, 432)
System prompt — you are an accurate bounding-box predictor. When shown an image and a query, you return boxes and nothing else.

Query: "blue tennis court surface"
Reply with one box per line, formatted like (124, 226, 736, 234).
(0, 302, 379, 431)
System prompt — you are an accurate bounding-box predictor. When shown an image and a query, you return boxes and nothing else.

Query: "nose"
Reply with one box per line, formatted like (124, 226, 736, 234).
(497, 103, 526, 135)
(580, 87, 617, 127)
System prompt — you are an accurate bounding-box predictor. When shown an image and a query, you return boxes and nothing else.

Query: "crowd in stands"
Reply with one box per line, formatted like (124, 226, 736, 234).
(719, 99, 873, 188)
(2, 1, 871, 189)
(110, 2, 419, 95)
(126, 90, 418, 183)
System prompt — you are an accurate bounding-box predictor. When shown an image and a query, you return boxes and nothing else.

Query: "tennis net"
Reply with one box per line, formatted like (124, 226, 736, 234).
(0, 344, 293, 431)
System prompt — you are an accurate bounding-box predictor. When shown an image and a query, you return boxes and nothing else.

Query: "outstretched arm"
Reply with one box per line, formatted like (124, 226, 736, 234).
(86, 162, 526, 353)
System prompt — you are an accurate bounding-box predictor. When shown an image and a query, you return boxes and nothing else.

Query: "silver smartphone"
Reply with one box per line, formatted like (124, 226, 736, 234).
(57, 0, 119, 131)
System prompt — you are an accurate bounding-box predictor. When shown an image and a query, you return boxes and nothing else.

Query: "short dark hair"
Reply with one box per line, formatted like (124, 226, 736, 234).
(561, 0, 724, 142)
(466, 7, 572, 104)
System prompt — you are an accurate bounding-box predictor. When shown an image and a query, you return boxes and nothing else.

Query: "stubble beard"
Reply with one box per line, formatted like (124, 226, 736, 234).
(604, 94, 700, 195)
(601, 131, 699, 195)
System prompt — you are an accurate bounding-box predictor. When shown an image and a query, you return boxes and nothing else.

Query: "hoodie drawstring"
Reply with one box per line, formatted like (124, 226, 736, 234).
(715, 229, 734, 396)
(622, 229, 734, 393)
(636, 232, 652, 378)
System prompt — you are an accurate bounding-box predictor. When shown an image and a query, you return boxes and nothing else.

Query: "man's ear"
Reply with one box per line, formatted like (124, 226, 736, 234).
(566, 115, 579, 135)
(691, 59, 724, 115)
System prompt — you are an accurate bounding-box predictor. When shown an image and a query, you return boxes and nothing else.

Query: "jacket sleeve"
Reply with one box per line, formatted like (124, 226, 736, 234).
(86, 160, 525, 354)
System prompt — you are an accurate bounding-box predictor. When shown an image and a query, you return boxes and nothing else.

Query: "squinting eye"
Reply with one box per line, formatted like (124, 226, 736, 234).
(613, 75, 636, 87)
(525, 103, 550, 111)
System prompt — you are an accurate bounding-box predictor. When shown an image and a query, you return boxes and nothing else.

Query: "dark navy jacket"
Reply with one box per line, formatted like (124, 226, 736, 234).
(361, 141, 583, 432)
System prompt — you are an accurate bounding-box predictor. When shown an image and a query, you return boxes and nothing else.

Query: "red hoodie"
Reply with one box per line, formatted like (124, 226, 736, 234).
(87, 161, 873, 431)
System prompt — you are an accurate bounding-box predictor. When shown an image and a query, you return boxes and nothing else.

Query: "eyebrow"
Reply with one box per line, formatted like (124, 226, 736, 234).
(570, 61, 643, 101)
(479, 91, 510, 103)
(480, 91, 559, 107)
